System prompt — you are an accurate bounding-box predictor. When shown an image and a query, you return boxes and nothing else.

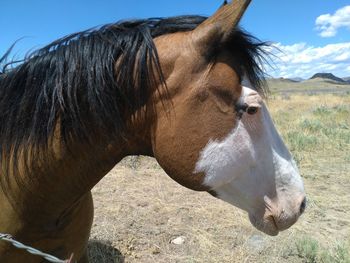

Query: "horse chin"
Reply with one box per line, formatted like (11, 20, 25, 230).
(248, 213, 279, 236)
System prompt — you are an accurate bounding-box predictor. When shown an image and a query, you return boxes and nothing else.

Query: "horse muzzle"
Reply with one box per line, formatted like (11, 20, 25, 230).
(249, 195, 307, 236)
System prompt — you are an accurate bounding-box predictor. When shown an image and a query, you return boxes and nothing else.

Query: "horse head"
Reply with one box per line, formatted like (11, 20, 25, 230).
(150, 0, 306, 236)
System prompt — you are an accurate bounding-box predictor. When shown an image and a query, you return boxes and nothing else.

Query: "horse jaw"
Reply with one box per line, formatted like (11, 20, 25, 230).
(194, 86, 305, 235)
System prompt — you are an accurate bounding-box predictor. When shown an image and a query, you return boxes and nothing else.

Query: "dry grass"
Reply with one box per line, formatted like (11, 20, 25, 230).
(88, 93, 350, 262)
(266, 78, 350, 94)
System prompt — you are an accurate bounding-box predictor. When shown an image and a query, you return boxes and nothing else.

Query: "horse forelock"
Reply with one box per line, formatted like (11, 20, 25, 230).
(208, 27, 270, 96)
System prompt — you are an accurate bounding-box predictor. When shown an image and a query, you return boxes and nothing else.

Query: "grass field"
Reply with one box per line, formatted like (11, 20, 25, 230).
(88, 92, 350, 263)
(267, 78, 350, 94)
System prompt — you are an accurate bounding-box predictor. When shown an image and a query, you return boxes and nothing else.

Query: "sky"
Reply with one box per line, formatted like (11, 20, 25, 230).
(1, 0, 350, 79)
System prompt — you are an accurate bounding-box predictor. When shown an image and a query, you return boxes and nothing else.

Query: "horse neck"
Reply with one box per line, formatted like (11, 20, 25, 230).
(10, 125, 153, 225)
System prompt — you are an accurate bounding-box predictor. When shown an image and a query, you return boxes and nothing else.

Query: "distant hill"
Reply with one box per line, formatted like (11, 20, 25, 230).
(290, 77, 304, 82)
(343, 77, 350, 83)
(310, 73, 346, 83)
(266, 74, 350, 94)
(267, 77, 298, 84)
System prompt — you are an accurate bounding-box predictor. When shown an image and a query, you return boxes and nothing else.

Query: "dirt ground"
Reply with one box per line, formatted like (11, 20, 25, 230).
(88, 93, 350, 263)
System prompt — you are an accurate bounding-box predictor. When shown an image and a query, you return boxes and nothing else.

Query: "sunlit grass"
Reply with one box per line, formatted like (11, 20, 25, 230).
(268, 94, 350, 160)
(295, 237, 350, 263)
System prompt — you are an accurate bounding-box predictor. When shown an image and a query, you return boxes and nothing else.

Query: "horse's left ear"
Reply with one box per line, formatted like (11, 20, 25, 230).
(192, 0, 251, 52)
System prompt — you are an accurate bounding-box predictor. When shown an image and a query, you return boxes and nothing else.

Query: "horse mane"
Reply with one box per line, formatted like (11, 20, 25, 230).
(0, 15, 268, 189)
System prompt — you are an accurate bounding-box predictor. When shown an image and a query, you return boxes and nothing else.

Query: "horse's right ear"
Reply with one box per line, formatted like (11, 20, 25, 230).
(192, 0, 251, 53)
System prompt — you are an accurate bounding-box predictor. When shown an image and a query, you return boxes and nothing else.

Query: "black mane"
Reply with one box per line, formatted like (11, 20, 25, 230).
(0, 15, 268, 188)
(0, 16, 207, 145)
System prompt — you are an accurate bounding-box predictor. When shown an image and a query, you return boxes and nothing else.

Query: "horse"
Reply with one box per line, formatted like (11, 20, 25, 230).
(0, 1, 306, 262)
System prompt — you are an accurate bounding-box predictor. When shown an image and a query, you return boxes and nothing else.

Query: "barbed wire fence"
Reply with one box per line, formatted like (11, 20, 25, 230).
(0, 233, 74, 263)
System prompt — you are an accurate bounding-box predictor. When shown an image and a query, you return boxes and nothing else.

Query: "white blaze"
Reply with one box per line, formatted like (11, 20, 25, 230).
(194, 86, 304, 214)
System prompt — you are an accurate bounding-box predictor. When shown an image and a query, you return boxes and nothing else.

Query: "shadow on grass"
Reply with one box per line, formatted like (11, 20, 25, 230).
(88, 239, 124, 263)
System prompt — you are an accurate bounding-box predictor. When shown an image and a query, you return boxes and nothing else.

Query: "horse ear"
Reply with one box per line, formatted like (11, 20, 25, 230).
(192, 0, 251, 52)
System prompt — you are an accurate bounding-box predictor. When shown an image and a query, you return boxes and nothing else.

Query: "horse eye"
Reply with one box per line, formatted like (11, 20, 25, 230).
(247, 106, 258, 115)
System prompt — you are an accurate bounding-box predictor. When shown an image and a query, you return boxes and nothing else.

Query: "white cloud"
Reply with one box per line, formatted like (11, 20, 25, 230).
(265, 42, 350, 78)
(316, 5, 350, 37)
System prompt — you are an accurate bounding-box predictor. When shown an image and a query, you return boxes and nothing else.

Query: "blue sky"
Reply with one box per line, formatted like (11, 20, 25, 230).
(1, 0, 350, 78)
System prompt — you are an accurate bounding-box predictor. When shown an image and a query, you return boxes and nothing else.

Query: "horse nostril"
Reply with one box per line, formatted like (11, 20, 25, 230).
(300, 197, 307, 215)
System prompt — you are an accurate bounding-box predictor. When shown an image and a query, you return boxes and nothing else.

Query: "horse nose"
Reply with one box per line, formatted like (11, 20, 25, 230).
(299, 196, 307, 215)
(267, 195, 306, 232)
